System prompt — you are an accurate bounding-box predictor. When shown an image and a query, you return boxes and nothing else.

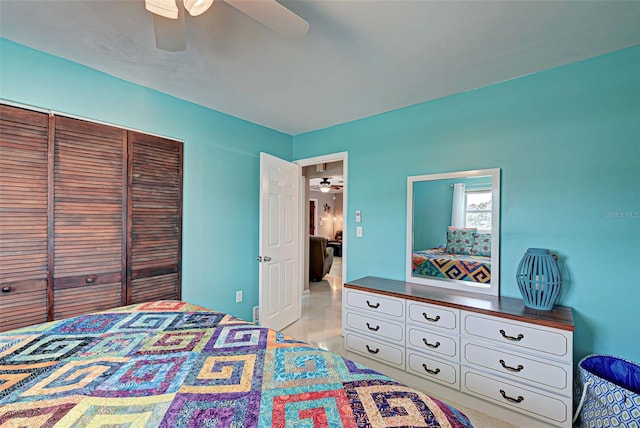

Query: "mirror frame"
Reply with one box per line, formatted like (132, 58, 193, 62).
(406, 168, 500, 296)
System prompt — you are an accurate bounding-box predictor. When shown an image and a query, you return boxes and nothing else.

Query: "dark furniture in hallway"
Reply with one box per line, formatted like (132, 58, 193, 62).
(309, 236, 334, 281)
(327, 230, 342, 257)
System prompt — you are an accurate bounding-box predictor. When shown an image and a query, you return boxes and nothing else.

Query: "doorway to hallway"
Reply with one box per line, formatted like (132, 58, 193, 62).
(281, 256, 344, 353)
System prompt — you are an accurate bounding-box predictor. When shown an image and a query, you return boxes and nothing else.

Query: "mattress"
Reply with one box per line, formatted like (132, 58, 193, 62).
(413, 248, 491, 283)
(0, 300, 473, 427)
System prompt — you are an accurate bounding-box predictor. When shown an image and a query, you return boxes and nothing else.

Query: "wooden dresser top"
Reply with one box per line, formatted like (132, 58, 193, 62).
(345, 276, 574, 332)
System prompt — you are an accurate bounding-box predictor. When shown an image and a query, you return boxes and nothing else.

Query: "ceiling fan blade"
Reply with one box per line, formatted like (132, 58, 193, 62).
(223, 0, 309, 38)
(152, 10, 186, 51)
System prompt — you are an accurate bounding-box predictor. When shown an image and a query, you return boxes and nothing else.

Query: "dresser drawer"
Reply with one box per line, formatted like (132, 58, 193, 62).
(345, 311, 404, 343)
(345, 332, 404, 369)
(407, 301, 458, 332)
(462, 369, 571, 426)
(462, 340, 571, 395)
(345, 289, 404, 320)
(407, 351, 459, 389)
(407, 326, 458, 359)
(462, 311, 570, 359)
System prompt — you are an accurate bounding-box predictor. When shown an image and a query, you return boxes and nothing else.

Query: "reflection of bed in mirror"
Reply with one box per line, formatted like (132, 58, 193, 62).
(406, 169, 500, 296)
(412, 246, 491, 283)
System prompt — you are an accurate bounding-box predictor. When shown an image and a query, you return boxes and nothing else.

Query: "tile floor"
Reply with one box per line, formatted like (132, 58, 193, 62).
(282, 258, 517, 428)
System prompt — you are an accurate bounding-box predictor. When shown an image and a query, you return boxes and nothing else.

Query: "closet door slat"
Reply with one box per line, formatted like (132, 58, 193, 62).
(0, 105, 49, 331)
(52, 116, 126, 319)
(128, 131, 182, 304)
(53, 282, 122, 320)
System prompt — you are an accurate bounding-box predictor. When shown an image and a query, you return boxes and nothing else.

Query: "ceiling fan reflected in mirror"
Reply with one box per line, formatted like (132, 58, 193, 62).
(144, 0, 310, 51)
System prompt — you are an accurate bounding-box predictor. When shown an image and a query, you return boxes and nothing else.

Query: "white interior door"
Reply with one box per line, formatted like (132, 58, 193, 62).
(259, 152, 300, 331)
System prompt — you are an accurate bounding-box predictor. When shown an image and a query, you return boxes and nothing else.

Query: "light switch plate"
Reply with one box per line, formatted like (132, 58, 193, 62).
(356, 226, 363, 237)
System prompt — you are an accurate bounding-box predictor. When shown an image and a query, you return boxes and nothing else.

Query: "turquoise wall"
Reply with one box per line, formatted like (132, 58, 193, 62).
(413, 178, 456, 250)
(413, 175, 492, 250)
(0, 38, 292, 322)
(294, 46, 640, 363)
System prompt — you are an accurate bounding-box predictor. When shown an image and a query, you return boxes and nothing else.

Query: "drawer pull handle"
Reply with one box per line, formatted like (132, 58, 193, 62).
(422, 313, 441, 322)
(422, 338, 441, 348)
(500, 389, 524, 403)
(499, 329, 524, 341)
(499, 359, 524, 372)
(84, 275, 97, 284)
(366, 300, 380, 309)
(422, 364, 441, 375)
(1, 286, 12, 293)
(366, 323, 380, 331)
(365, 345, 380, 354)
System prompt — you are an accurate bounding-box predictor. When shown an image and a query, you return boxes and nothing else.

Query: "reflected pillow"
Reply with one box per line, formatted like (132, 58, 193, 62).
(470, 232, 491, 257)
(446, 227, 476, 254)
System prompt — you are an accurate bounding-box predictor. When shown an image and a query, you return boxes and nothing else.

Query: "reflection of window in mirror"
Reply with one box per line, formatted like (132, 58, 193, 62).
(465, 189, 492, 232)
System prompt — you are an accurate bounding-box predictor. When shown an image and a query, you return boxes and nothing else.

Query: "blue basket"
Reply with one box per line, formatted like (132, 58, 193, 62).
(574, 354, 640, 427)
(516, 248, 562, 310)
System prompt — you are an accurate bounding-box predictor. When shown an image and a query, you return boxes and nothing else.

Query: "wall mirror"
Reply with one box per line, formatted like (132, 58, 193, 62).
(406, 168, 500, 296)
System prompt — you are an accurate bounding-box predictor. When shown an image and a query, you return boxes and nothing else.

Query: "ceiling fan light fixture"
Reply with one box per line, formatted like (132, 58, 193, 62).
(145, 0, 179, 19)
(183, 0, 215, 16)
(319, 178, 331, 193)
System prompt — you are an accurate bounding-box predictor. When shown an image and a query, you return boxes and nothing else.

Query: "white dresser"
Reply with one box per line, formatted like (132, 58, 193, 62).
(343, 277, 574, 428)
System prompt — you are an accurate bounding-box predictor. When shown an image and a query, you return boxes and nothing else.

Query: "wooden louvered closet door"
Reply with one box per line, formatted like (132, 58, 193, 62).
(128, 131, 182, 303)
(52, 117, 126, 319)
(0, 106, 50, 331)
(1, 104, 182, 330)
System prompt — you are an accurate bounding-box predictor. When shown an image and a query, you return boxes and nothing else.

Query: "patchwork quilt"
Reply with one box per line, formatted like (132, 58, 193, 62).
(0, 300, 473, 427)
(413, 248, 491, 284)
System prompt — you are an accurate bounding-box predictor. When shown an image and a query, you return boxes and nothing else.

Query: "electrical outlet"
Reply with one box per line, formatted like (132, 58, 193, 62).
(235, 290, 243, 303)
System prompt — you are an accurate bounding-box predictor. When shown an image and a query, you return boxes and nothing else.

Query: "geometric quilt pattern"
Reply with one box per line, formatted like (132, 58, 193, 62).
(413, 248, 491, 284)
(0, 300, 473, 427)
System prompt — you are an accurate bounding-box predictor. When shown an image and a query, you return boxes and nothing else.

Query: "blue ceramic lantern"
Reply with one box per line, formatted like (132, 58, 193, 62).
(516, 248, 563, 310)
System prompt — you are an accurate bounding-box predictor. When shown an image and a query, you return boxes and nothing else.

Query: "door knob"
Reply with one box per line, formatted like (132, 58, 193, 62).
(263, 256, 272, 262)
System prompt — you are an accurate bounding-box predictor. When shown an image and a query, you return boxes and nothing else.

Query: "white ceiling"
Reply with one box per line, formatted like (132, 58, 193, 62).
(1, 1, 638, 135)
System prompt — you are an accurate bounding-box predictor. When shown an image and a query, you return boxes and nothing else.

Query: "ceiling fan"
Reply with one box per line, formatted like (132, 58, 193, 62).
(144, 0, 309, 51)
(319, 178, 343, 193)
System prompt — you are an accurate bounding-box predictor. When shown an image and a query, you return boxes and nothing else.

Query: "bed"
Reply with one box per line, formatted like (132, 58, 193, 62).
(412, 247, 491, 284)
(0, 300, 473, 427)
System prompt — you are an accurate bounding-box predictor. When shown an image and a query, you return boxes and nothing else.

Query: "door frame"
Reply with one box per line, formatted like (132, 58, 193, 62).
(294, 152, 348, 291)
(309, 198, 318, 236)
